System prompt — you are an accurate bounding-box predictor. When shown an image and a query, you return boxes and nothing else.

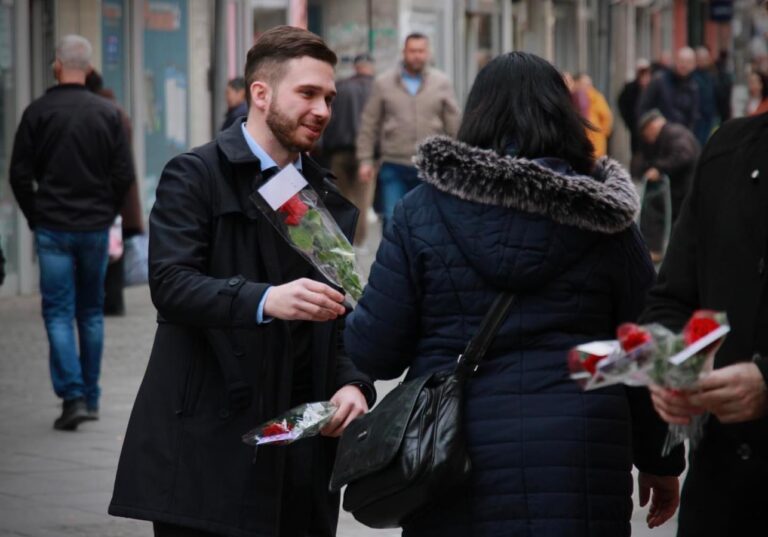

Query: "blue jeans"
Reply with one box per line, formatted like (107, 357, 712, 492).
(36, 228, 109, 408)
(377, 162, 421, 222)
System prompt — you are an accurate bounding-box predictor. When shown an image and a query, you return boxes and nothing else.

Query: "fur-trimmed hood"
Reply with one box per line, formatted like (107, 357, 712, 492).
(414, 136, 639, 234)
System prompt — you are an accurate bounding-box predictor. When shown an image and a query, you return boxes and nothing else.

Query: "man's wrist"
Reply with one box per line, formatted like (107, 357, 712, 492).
(256, 286, 273, 324)
(345, 382, 376, 407)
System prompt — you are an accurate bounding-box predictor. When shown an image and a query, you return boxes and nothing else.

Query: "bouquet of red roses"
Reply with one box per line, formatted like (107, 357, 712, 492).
(251, 164, 366, 306)
(242, 401, 337, 447)
(568, 310, 730, 455)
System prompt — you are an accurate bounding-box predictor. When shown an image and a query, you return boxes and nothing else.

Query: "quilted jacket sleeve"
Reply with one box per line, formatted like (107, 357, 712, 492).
(344, 202, 421, 380)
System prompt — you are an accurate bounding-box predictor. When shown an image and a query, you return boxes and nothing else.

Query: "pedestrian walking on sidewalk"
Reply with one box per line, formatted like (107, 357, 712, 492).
(345, 51, 683, 537)
(9, 35, 134, 431)
(109, 26, 373, 537)
(356, 33, 460, 225)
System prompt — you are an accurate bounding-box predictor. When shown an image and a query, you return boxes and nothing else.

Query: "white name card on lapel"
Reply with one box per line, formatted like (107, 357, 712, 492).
(258, 163, 309, 211)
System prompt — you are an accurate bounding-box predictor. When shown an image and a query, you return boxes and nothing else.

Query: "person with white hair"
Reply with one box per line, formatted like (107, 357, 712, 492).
(638, 46, 700, 131)
(9, 34, 134, 431)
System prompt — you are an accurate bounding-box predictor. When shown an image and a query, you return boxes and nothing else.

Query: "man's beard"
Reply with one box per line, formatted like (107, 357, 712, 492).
(266, 100, 316, 153)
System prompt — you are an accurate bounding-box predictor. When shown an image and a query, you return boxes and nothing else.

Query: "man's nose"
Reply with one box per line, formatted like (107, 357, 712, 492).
(313, 99, 331, 120)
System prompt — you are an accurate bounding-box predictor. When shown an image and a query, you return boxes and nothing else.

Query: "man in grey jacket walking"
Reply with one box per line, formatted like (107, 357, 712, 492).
(356, 33, 460, 224)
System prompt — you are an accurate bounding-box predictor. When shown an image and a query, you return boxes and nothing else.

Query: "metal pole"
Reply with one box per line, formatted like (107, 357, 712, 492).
(367, 0, 374, 53)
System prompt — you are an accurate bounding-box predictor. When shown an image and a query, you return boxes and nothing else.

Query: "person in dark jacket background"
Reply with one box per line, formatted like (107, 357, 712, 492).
(9, 34, 134, 431)
(345, 51, 683, 537)
(631, 109, 701, 260)
(638, 47, 699, 131)
(109, 26, 373, 537)
(321, 53, 375, 244)
(617, 58, 652, 154)
(641, 112, 768, 537)
(692, 47, 720, 145)
(220, 76, 248, 131)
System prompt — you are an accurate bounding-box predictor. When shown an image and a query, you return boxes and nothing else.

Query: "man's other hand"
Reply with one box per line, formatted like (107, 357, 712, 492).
(263, 278, 346, 322)
(638, 472, 679, 529)
(688, 362, 768, 423)
(321, 385, 368, 437)
(648, 384, 705, 425)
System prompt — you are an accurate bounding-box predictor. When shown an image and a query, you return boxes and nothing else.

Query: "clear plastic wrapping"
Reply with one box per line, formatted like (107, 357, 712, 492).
(568, 311, 730, 455)
(251, 164, 366, 306)
(242, 402, 338, 446)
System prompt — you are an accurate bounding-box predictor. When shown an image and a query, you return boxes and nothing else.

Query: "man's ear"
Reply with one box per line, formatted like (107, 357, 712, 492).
(249, 81, 271, 112)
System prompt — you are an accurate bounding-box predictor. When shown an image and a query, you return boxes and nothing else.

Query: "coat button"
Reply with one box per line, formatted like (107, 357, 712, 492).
(759, 258, 766, 276)
(737, 443, 752, 461)
(228, 277, 241, 287)
(751, 169, 760, 181)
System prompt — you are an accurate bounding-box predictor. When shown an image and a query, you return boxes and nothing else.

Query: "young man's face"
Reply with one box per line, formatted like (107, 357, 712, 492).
(266, 57, 336, 152)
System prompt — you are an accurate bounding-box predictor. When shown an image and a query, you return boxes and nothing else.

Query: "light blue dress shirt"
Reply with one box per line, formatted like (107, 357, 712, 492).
(401, 69, 423, 96)
(241, 122, 303, 323)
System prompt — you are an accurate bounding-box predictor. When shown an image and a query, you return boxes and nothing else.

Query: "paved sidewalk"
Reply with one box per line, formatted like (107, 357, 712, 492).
(0, 285, 677, 537)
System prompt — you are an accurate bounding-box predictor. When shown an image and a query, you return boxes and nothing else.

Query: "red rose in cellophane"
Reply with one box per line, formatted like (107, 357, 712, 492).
(617, 323, 653, 352)
(242, 402, 337, 447)
(683, 310, 721, 347)
(567, 341, 618, 389)
(261, 421, 293, 439)
(278, 194, 309, 226)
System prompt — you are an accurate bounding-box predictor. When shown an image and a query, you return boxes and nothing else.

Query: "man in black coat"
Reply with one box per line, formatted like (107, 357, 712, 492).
(9, 34, 134, 430)
(640, 111, 768, 536)
(109, 26, 374, 537)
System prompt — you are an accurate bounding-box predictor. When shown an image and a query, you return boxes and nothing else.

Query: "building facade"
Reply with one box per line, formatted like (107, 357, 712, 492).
(0, 0, 762, 295)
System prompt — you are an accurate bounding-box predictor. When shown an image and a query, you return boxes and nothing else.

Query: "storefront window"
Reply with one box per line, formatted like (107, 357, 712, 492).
(143, 0, 189, 214)
(0, 0, 18, 290)
(102, 0, 129, 110)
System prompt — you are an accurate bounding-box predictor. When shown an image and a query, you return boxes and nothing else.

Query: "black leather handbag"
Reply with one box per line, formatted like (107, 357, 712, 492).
(329, 293, 516, 528)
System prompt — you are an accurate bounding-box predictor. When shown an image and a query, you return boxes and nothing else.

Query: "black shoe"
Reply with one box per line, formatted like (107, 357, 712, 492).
(53, 398, 88, 431)
(84, 407, 99, 421)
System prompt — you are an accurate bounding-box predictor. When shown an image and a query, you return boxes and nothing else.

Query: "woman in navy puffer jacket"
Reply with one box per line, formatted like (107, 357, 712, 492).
(344, 52, 685, 537)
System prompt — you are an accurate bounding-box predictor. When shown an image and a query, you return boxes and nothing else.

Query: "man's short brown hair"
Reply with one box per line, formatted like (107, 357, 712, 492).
(244, 26, 337, 106)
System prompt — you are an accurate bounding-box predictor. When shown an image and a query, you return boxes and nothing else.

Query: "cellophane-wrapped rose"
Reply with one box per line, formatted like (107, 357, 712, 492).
(242, 402, 337, 446)
(251, 165, 366, 306)
(647, 311, 730, 455)
(568, 311, 730, 455)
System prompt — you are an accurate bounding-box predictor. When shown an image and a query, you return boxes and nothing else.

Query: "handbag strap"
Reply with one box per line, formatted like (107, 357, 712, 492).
(456, 293, 516, 375)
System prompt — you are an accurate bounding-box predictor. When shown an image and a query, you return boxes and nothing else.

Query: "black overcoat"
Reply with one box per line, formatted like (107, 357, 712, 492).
(109, 121, 373, 536)
(640, 113, 768, 536)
